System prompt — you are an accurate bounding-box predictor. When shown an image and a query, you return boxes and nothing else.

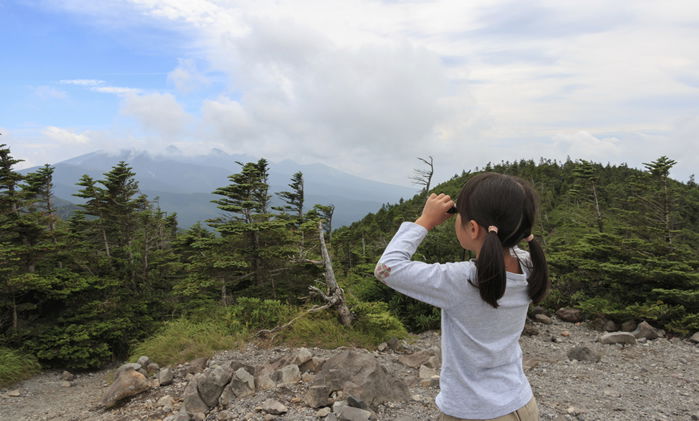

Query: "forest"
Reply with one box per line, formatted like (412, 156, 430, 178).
(1, 143, 697, 387)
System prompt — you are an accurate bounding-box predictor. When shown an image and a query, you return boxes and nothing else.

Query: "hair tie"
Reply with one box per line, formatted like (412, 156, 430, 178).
(525, 234, 534, 242)
(488, 225, 498, 234)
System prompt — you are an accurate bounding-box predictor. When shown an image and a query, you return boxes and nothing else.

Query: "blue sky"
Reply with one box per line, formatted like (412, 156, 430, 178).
(2, 0, 699, 185)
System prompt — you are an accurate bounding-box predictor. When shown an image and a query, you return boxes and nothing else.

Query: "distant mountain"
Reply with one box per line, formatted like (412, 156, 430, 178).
(21, 149, 417, 228)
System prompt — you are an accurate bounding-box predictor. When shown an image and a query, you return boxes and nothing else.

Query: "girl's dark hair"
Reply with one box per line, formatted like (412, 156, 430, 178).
(456, 172, 549, 308)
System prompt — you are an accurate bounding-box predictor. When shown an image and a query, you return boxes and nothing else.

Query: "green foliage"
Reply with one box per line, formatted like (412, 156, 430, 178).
(129, 318, 245, 367)
(351, 301, 408, 341)
(0, 347, 40, 388)
(227, 297, 296, 330)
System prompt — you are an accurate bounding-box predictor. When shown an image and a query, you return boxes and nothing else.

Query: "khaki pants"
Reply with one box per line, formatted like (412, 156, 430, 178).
(440, 397, 539, 421)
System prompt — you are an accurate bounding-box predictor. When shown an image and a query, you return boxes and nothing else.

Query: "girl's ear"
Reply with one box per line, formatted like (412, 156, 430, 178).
(469, 219, 481, 239)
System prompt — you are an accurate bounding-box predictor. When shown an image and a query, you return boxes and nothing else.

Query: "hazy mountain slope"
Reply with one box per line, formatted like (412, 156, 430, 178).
(22, 149, 416, 228)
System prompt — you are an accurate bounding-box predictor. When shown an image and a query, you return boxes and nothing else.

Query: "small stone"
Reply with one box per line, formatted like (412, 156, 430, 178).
(377, 342, 388, 352)
(316, 407, 332, 417)
(263, 415, 276, 421)
(301, 372, 315, 383)
(60, 370, 75, 381)
(60, 381, 72, 387)
(567, 346, 601, 362)
(600, 332, 637, 345)
(7, 389, 21, 397)
(522, 323, 539, 336)
(147, 362, 160, 373)
(158, 395, 176, 411)
(336, 405, 375, 421)
(137, 355, 150, 367)
(275, 364, 301, 385)
(261, 398, 288, 415)
(534, 314, 553, 324)
(561, 330, 570, 337)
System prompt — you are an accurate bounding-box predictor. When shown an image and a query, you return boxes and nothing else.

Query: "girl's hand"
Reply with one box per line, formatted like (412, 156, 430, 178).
(415, 193, 456, 231)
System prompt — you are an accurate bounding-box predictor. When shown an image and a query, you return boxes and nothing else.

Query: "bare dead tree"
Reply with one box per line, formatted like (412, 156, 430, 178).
(411, 156, 434, 196)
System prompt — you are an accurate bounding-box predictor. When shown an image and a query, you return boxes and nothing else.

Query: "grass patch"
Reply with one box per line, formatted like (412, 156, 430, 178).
(128, 318, 246, 367)
(0, 347, 41, 388)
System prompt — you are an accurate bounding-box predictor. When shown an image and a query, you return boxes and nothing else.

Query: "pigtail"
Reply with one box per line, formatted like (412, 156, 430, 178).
(476, 231, 507, 308)
(526, 237, 549, 304)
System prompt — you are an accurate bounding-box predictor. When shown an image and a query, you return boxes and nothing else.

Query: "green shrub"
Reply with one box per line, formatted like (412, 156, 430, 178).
(0, 347, 41, 388)
(352, 301, 408, 342)
(228, 297, 295, 330)
(129, 318, 244, 367)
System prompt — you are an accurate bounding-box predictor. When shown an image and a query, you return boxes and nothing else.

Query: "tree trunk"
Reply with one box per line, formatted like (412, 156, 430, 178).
(317, 221, 352, 327)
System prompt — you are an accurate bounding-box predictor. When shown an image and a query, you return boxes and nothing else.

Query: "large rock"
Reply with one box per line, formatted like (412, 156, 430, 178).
(312, 349, 410, 409)
(187, 357, 209, 374)
(274, 364, 301, 385)
(229, 367, 256, 398)
(101, 368, 150, 408)
(182, 373, 209, 415)
(556, 307, 583, 323)
(567, 346, 601, 362)
(159, 367, 174, 386)
(690, 332, 699, 343)
(600, 332, 637, 345)
(604, 320, 619, 332)
(198, 365, 233, 408)
(632, 321, 659, 340)
(621, 320, 637, 332)
(305, 384, 330, 408)
(300, 357, 326, 374)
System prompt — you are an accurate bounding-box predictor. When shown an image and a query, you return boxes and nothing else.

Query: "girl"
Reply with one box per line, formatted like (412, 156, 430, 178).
(374, 172, 549, 421)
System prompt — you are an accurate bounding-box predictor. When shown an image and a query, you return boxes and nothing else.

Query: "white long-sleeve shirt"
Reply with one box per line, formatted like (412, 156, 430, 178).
(375, 222, 533, 419)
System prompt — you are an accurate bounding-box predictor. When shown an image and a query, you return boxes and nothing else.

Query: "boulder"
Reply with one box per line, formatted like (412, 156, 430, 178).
(397, 350, 432, 368)
(347, 395, 369, 410)
(567, 346, 601, 362)
(274, 364, 301, 385)
(530, 306, 547, 316)
(305, 384, 330, 408)
(291, 348, 313, 366)
(425, 355, 441, 370)
(604, 320, 618, 332)
(534, 314, 553, 325)
(229, 367, 256, 398)
(182, 373, 209, 415)
(600, 332, 637, 345)
(101, 367, 150, 408)
(147, 362, 160, 374)
(198, 365, 233, 408)
(255, 371, 276, 390)
(377, 342, 388, 352)
(632, 321, 659, 340)
(690, 332, 699, 343)
(621, 320, 637, 332)
(312, 349, 410, 409)
(556, 307, 583, 323)
(159, 367, 174, 386)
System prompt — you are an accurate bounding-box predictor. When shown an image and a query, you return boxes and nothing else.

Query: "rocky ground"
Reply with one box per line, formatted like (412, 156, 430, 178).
(1, 315, 698, 421)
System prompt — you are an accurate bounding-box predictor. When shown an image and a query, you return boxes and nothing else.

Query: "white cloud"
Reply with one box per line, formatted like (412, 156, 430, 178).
(91, 86, 142, 95)
(32, 1, 699, 184)
(168, 58, 210, 93)
(59, 79, 105, 86)
(42, 126, 91, 145)
(121, 92, 191, 138)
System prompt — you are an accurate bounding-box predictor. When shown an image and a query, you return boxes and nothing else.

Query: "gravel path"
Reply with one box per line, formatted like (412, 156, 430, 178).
(1, 317, 698, 421)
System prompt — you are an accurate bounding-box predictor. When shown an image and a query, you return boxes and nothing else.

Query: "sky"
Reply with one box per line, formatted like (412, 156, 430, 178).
(2, 0, 699, 186)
